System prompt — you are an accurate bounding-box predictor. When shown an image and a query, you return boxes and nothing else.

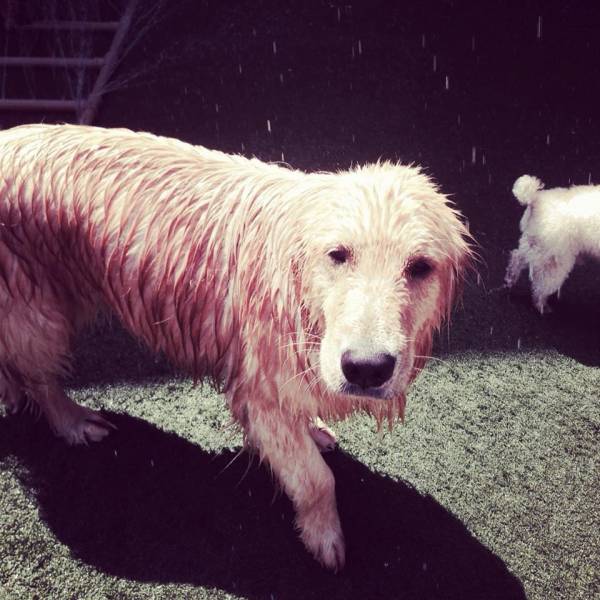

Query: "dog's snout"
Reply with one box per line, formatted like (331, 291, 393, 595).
(340, 351, 396, 389)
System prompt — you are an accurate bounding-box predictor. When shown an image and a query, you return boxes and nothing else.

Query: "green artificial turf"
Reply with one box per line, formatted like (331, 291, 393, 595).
(1, 287, 598, 599)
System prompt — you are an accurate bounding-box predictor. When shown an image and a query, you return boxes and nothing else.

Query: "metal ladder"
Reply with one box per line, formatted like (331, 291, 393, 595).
(0, 0, 137, 124)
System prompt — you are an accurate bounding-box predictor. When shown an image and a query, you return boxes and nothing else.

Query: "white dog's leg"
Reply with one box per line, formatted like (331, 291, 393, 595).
(530, 255, 575, 314)
(30, 381, 115, 445)
(505, 248, 528, 288)
(0, 269, 112, 444)
(245, 403, 345, 570)
(309, 416, 337, 452)
(0, 368, 26, 414)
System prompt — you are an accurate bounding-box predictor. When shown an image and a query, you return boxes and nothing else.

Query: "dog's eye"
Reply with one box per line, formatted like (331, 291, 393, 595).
(328, 247, 350, 265)
(406, 258, 434, 280)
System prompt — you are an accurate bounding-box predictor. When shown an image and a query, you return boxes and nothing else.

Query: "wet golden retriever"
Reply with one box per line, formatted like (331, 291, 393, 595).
(0, 124, 471, 569)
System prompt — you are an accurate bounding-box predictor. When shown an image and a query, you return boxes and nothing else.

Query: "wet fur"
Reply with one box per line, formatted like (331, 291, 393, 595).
(0, 124, 471, 569)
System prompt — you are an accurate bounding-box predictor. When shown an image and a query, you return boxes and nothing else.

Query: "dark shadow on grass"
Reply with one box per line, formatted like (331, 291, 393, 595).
(0, 412, 525, 600)
(436, 263, 600, 368)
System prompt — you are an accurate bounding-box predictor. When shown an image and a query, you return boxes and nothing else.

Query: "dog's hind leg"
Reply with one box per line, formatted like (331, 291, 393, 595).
(505, 247, 528, 288)
(529, 254, 575, 314)
(0, 275, 112, 444)
(0, 365, 27, 415)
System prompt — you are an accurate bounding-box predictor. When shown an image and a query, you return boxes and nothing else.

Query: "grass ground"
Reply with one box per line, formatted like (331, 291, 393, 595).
(1, 1, 599, 598)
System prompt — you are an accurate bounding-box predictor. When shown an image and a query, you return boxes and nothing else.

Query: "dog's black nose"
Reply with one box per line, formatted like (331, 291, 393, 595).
(341, 351, 396, 389)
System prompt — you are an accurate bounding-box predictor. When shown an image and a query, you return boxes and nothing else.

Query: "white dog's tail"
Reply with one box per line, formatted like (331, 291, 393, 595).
(512, 175, 544, 205)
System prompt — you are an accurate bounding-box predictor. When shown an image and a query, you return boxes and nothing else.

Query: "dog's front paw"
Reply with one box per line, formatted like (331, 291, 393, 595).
(298, 505, 345, 571)
(309, 417, 337, 452)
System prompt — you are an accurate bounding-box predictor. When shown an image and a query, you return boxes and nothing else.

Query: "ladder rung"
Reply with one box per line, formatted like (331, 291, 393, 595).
(0, 99, 81, 111)
(20, 21, 120, 32)
(0, 56, 105, 68)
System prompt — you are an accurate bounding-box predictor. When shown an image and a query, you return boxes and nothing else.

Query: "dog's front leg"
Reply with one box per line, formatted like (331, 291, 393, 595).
(245, 403, 345, 570)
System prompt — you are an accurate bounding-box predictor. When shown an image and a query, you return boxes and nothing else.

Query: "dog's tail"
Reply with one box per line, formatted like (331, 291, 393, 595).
(512, 175, 544, 205)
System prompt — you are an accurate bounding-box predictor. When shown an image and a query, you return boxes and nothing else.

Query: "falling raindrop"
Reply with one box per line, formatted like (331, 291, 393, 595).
(272, 41, 277, 55)
(279, 73, 284, 84)
(337, 7, 341, 22)
(358, 39, 363, 55)
(517, 338, 521, 350)
(482, 153, 486, 166)
(215, 103, 219, 114)
(267, 119, 272, 133)
(352, 45, 355, 59)
(537, 16, 542, 40)
(471, 36, 475, 51)
(471, 146, 477, 164)
(445, 75, 449, 90)
(352, 134, 356, 143)
(241, 142, 245, 151)
(546, 133, 550, 145)
(589, 172, 592, 184)
(457, 114, 461, 125)
(421, 34, 426, 48)
(489, 326, 494, 336)
(433, 55, 437, 72)
(238, 64, 242, 74)
(488, 173, 492, 184)
(281, 151, 285, 161)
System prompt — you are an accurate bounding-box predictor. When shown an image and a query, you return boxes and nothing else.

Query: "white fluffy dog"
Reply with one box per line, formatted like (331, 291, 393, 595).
(0, 124, 471, 570)
(505, 174, 600, 313)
